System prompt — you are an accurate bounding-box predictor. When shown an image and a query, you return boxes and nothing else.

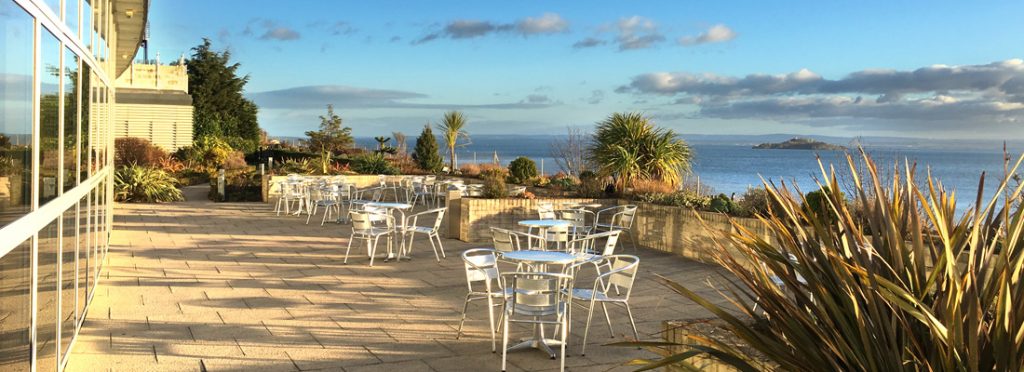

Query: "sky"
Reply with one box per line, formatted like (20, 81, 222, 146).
(145, 0, 1024, 139)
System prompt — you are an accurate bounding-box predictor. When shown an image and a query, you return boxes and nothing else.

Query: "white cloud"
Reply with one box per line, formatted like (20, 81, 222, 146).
(413, 13, 570, 44)
(516, 13, 569, 35)
(614, 16, 664, 51)
(678, 24, 737, 46)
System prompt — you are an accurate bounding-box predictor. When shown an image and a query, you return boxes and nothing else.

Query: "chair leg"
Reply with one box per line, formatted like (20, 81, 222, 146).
(344, 236, 354, 264)
(486, 295, 497, 353)
(560, 314, 567, 372)
(501, 306, 510, 372)
(434, 233, 446, 259)
(624, 303, 640, 341)
(628, 229, 638, 252)
(427, 233, 440, 262)
(456, 294, 472, 340)
(368, 237, 377, 267)
(581, 299, 596, 356)
(601, 302, 614, 336)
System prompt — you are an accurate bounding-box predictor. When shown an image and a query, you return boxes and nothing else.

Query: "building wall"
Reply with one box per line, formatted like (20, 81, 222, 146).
(0, 0, 132, 370)
(114, 102, 193, 152)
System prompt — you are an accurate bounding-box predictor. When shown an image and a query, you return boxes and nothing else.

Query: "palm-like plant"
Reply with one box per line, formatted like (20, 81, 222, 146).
(618, 151, 1024, 371)
(590, 112, 692, 191)
(114, 164, 184, 203)
(437, 111, 469, 173)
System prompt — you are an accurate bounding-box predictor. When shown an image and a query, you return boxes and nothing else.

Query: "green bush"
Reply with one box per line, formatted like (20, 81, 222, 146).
(353, 153, 398, 175)
(709, 193, 738, 214)
(803, 187, 845, 217)
(549, 175, 577, 190)
(481, 168, 508, 198)
(737, 186, 773, 217)
(508, 157, 538, 184)
(636, 191, 711, 209)
(114, 164, 184, 203)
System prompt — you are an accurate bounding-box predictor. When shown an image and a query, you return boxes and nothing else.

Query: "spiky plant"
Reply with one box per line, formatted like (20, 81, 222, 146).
(114, 164, 184, 203)
(618, 150, 1024, 371)
(437, 111, 469, 173)
(590, 112, 692, 190)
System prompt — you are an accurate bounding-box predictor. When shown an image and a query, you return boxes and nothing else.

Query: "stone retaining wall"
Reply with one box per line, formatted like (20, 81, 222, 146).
(454, 198, 619, 242)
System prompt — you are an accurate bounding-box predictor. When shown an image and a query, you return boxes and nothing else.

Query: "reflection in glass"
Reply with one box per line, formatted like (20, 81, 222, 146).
(64, 48, 79, 192)
(66, 0, 78, 37)
(43, 0, 60, 16)
(40, 31, 61, 205)
(77, 196, 89, 319)
(0, 1, 34, 228)
(61, 207, 77, 358)
(79, 63, 91, 182)
(0, 239, 31, 372)
(36, 220, 60, 371)
(82, 0, 92, 52)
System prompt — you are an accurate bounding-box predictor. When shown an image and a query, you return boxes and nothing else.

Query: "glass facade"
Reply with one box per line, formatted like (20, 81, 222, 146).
(0, 0, 135, 370)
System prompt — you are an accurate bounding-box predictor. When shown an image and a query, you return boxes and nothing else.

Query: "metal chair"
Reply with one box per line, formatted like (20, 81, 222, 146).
(456, 248, 510, 352)
(557, 209, 594, 238)
(570, 254, 640, 356)
(568, 230, 621, 260)
(594, 205, 638, 251)
(306, 185, 341, 225)
(501, 271, 574, 372)
(490, 227, 522, 253)
(344, 210, 395, 267)
(403, 207, 447, 261)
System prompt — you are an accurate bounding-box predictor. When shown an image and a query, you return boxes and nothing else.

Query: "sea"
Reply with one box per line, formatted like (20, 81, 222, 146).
(353, 134, 1024, 213)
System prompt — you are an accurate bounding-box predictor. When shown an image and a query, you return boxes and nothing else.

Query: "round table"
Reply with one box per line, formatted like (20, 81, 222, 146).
(365, 202, 413, 261)
(500, 250, 578, 266)
(518, 220, 572, 250)
(499, 249, 580, 357)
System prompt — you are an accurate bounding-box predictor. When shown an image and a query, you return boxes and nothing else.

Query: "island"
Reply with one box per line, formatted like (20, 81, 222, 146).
(753, 137, 847, 150)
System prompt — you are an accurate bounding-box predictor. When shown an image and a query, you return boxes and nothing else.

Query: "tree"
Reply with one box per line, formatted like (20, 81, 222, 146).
(303, 104, 353, 155)
(186, 38, 261, 152)
(590, 112, 692, 190)
(550, 127, 592, 177)
(437, 110, 469, 173)
(412, 125, 443, 173)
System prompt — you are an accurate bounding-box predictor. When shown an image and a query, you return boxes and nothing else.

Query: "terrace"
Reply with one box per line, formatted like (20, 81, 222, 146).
(65, 185, 733, 371)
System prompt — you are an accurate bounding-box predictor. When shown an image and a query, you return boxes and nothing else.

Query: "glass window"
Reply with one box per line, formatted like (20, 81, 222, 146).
(77, 196, 88, 318)
(0, 1, 33, 228)
(43, 0, 61, 17)
(79, 63, 90, 182)
(63, 48, 78, 192)
(65, 0, 78, 37)
(36, 220, 60, 372)
(0, 238, 31, 372)
(40, 31, 61, 205)
(61, 207, 77, 358)
(82, 0, 91, 52)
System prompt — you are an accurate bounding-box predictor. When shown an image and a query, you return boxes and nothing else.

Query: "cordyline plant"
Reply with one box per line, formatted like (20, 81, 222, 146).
(616, 150, 1024, 371)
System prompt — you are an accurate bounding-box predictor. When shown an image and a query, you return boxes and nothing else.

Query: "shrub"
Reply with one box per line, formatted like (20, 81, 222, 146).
(114, 164, 184, 203)
(222, 150, 248, 170)
(478, 163, 505, 175)
(803, 186, 845, 217)
(549, 174, 578, 190)
(708, 193, 738, 214)
(625, 153, 1024, 371)
(459, 163, 482, 177)
(277, 158, 315, 174)
(591, 112, 693, 188)
(115, 137, 167, 167)
(532, 175, 550, 187)
(175, 136, 235, 171)
(481, 168, 508, 198)
(738, 186, 773, 217)
(636, 191, 711, 209)
(353, 153, 398, 175)
(576, 176, 607, 198)
(631, 179, 675, 195)
(412, 125, 444, 173)
(508, 157, 538, 184)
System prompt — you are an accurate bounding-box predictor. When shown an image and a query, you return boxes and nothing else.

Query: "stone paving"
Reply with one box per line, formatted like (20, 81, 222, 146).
(66, 186, 735, 371)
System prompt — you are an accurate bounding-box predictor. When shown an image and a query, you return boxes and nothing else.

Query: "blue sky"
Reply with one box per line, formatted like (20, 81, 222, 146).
(146, 0, 1024, 139)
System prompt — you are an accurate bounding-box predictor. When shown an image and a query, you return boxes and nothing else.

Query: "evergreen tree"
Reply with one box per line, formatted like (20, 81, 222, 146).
(186, 38, 261, 152)
(303, 104, 353, 154)
(412, 124, 443, 173)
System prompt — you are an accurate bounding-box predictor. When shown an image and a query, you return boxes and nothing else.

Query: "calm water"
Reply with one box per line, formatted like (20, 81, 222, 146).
(356, 135, 1023, 212)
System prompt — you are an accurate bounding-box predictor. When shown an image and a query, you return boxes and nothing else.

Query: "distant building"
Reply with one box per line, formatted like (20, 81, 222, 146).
(113, 59, 194, 151)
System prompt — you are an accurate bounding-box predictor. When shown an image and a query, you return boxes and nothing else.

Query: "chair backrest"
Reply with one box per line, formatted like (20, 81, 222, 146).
(490, 227, 519, 252)
(427, 208, 446, 231)
(603, 255, 640, 297)
(463, 248, 499, 292)
(537, 203, 555, 220)
(616, 205, 638, 228)
(350, 211, 374, 231)
(557, 209, 589, 228)
(503, 272, 572, 317)
(545, 224, 571, 246)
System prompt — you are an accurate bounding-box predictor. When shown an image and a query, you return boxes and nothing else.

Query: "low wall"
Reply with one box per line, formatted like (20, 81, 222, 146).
(451, 198, 769, 265)
(455, 198, 619, 242)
